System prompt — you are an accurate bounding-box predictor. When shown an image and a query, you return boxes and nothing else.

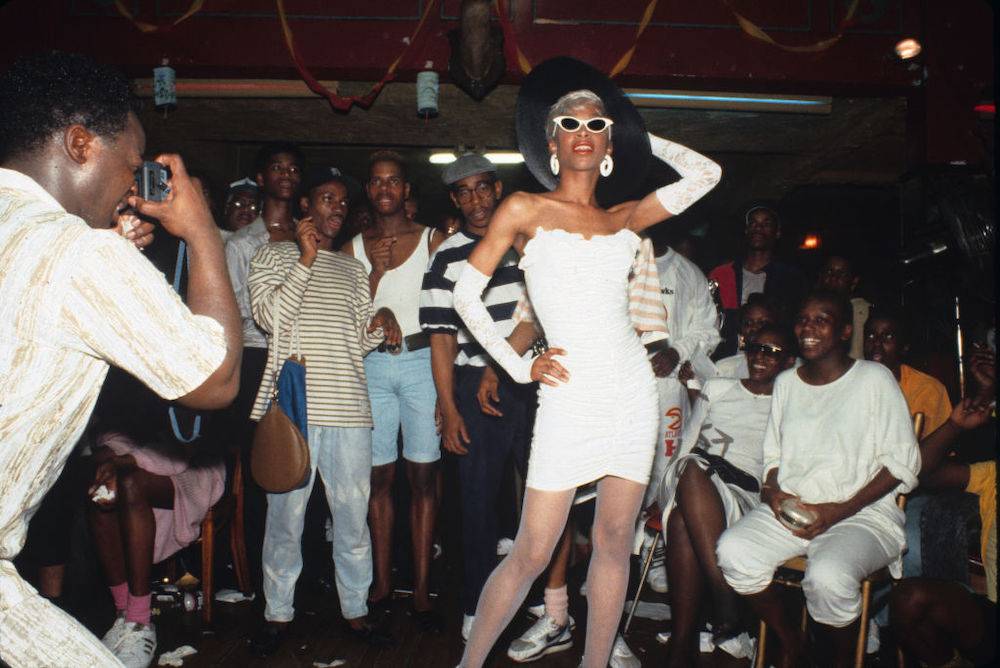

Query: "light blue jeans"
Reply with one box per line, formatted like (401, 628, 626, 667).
(263, 425, 373, 622)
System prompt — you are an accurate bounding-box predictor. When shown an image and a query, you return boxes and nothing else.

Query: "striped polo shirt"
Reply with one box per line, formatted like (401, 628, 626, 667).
(248, 242, 383, 427)
(420, 230, 525, 367)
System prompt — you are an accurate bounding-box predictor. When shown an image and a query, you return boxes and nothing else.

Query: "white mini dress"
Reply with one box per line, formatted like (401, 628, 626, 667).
(519, 227, 658, 491)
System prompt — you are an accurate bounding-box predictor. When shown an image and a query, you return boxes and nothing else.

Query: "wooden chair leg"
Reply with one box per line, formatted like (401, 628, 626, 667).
(201, 510, 215, 625)
(230, 457, 252, 595)
(896, 646, 906, 668)
(800, 601, 809, 633)
(623, 533, 659, 637)
(854, 579, 872, 668)
(755, 619, 767, 668)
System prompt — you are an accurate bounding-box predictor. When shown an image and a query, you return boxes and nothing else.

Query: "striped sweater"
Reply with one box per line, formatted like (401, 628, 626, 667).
(248, 242, 383, 427)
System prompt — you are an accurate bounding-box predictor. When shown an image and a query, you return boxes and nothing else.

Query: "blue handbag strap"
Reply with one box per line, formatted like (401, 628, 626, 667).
(168, 240, 201, 443)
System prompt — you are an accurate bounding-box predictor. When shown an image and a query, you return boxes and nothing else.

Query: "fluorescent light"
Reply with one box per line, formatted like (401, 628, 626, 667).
(625, 89, 831, 114)
(894, 38, 921, 60)
(428, 151, 524, 165)
(484, 152, 524, 164)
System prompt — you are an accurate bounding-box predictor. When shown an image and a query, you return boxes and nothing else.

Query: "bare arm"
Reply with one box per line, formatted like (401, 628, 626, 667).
(132, 154, 241, 410)
(795, 467, 901, 540)
(430, 332, 471, 454)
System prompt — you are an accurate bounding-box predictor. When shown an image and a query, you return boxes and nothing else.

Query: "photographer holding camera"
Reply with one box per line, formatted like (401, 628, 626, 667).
(0, 52, 241, 667)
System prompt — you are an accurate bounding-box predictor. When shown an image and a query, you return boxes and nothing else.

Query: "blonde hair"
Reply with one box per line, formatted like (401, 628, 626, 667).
(546, 90, 607, 139)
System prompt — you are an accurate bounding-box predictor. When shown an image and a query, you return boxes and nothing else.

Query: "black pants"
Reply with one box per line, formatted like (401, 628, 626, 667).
(228, 346, 269, 590)
(454, 365, 533, 615)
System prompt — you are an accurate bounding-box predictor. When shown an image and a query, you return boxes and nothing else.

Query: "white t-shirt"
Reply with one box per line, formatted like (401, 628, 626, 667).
(680, 377, 771, 483)
(741, 268, 766, 304)
(764, 361, 920, 511)
(0, 168, 227, 606)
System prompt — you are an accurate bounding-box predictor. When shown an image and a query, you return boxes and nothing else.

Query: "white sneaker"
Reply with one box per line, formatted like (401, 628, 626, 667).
(717, 632, 756, 659)
(114, 622, 157, 668)
(506, 613, 573, 663)
(609, 634, 641, 668)
(462, 614, 475, 642)
(526, 603, 546, 618)
(866, 619, 880, 654)
(101, 613, 127, 651)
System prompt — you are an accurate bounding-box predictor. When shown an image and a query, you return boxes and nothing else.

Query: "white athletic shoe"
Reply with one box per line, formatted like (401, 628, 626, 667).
(101, 613, 128, 651)
(506, 613, 573, 663)
(866, 619, 880, 654)
(461, 614, 475, 642)
(609, 634, 641, 668)
(526, 603, 546, 619)
(115, 622, 157, 668)
(717, 632, 756, 659)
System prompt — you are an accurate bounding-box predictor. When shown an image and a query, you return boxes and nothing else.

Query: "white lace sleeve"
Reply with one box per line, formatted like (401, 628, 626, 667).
(453, 263, 535, 383)
(651, 133, 722, 216)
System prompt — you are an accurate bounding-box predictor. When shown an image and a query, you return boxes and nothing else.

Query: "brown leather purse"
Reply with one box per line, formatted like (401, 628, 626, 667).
(252, 291, 311, 493)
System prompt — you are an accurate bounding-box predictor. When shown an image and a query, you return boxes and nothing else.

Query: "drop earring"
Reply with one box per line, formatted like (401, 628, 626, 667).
(550, 154, 560, 175)
(600, 154, 614, 177)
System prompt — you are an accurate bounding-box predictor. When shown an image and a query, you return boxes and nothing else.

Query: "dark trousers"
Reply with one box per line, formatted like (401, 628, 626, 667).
(454, 364, 532, 615)
(230, 346, 269, 591)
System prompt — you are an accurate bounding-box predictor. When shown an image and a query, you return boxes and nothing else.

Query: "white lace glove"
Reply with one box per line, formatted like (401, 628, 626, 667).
(453, 263, 535, 383)
(650, 133, 722, 215)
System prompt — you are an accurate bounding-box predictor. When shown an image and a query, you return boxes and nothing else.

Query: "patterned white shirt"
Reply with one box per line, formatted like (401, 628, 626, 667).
(0, 168, 227, 607)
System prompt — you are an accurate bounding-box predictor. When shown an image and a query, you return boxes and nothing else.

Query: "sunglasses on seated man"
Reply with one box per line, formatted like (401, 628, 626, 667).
(746, 342, 785, 358)
(553, 116, 614, 133)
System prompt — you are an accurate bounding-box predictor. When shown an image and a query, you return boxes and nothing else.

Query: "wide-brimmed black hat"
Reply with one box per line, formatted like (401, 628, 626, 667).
(516, 57, 651, 206)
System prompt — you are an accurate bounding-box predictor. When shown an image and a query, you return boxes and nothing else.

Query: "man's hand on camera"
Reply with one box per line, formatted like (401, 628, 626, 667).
(128, 154, 215, 242)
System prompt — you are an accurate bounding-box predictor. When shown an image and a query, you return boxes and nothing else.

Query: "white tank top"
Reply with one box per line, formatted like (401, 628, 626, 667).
(352, 226, 431, 337)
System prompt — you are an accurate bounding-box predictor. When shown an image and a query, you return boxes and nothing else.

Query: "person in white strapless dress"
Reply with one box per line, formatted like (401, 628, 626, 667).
(452, 73, 722, 666)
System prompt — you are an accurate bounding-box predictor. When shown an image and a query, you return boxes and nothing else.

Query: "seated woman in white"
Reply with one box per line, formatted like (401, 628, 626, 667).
(654, 326, 795, 667)
(716, 290, 920, 668)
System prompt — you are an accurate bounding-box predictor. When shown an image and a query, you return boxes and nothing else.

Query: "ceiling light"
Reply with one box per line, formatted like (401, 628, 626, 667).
(625, 89, 831, 114)
(799, 234, 822, 250)
(428, 151, 524, 165)
(894, 38, 922, 60)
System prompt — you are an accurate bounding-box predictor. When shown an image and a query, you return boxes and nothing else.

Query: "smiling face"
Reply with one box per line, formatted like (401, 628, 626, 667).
(746, 329, 793, 384)
(548, 100, 612, 175)
(301, 180, 349, 243)
(449, 172, 502, 228)
(81, 112, 145, 228)
(794, 297, 852, 362)
(366, 159, 409, 217)
(256, 151, 302, 202)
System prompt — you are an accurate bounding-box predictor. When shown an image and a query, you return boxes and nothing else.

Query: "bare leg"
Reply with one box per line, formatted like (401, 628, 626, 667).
(460, 487, 576, 668)
(368, 462, 395, 604)
(116, 468, 175, 596)
(405, 460, 438, 611)
(891, 578, 992, 666)
(37, 565, 66, 599)
(745, 585, 803, 668)
(547, 520, 573, 590)
(664, 509, 703, 668)
(581, 476, 646, 668)
(826, 619, 860, 668)
(674, 465, 741, 636)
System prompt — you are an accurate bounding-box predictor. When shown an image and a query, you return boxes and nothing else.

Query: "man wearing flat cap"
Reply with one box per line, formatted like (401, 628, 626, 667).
(419, 154, 535, 639)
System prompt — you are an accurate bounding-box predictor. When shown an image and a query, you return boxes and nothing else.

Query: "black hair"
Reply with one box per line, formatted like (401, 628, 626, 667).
(368, 149, 408, 181)
(253, 141, 305, 177)
(799, 289, 853, 329)
(865, 306, 911, 346)
(0, 51, 140, 160)
(750, 324, 798, 358)
(741, 292, 785, 324)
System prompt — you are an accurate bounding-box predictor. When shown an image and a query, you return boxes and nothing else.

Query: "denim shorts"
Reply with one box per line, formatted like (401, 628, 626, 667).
(364, 344, 439, 466)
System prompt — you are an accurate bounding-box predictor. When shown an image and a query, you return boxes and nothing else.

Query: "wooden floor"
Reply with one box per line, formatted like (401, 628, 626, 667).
(134, 559, 751, 668)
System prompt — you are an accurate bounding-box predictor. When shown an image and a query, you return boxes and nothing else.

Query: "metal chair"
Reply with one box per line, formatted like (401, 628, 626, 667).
(622, 513, 663, 636)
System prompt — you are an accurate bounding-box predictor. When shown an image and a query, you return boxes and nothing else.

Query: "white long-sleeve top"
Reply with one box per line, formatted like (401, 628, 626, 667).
(764, 361, 920, 517)
(654, 248, 720, 369)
